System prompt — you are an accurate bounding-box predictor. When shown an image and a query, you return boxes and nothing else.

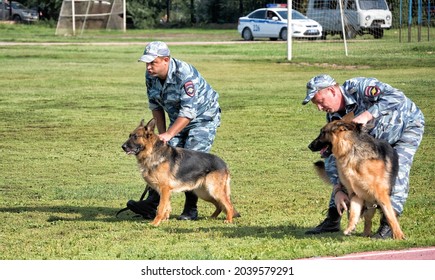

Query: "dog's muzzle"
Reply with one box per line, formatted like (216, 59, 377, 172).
(122, 142, 143, 155)
(308, 141, 332, 158)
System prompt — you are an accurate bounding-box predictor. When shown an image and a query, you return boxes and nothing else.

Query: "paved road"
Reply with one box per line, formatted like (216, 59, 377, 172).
(307, 247, 435, 260)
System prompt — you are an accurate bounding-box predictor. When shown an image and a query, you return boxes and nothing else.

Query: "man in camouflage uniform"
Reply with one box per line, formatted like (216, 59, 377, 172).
(302, 74, 425, 238)
(127, 41, 221, 221)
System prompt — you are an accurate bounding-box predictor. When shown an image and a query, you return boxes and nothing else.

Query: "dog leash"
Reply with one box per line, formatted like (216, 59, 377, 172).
(115, 185, 150, 218)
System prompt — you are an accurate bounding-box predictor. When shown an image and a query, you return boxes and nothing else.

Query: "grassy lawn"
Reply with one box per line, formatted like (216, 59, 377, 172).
(0, 24, 434, 260)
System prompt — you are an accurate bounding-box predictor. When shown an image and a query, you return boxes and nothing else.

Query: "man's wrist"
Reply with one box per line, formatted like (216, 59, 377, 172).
(333, 184, 344, 197)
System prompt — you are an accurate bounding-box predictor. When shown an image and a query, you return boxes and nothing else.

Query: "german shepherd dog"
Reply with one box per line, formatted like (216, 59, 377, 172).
(122, 118, 240, 226)
(308, 112, 404, 240)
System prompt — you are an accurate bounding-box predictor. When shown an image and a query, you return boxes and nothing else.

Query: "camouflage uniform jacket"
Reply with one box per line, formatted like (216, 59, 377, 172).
(146, 58, 220, 129)
(325, 77, 425, 185)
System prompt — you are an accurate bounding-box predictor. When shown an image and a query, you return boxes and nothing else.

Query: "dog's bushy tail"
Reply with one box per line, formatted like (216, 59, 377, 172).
(225, 172, 241, 218)
(314, 160, 331, 185)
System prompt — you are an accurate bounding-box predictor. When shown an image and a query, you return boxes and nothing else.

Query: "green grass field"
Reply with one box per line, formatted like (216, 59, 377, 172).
(0, 25, 434, 260)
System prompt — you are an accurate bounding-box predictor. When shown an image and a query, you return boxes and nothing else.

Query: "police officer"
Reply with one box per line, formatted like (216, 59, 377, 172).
(302, 74, 425, 238)
(127, 41, 221, 221)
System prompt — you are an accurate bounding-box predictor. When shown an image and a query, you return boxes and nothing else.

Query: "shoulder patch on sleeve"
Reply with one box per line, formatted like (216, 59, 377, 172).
(184, 81, 195, 97)
(364, 86, 381, 97)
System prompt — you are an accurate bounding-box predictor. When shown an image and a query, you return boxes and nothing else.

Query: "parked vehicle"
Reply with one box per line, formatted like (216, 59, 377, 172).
(237, 4, 323, 41)
(0, 0, 39, 23)
(306, 0, 392, 39)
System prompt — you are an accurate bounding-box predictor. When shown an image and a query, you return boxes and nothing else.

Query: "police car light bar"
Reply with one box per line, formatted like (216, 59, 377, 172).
(266, 4, 288, 8)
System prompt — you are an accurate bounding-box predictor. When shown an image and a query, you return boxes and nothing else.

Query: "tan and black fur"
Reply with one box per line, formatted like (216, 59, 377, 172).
(309, 112, 404, 240)
(122, 118, 240, 226)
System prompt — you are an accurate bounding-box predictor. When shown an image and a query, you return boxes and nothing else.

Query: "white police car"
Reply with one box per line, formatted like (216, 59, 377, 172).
(237, 4, 322, 41)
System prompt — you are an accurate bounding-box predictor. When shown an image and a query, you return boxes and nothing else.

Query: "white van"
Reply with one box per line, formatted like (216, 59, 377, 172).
(306, 0, 392, 39)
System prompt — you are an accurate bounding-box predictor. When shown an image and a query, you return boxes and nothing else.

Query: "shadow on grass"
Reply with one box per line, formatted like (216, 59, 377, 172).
(164, 224, 346, 240)
(0, 205, 135, 223)
(0, 205, 346, 240)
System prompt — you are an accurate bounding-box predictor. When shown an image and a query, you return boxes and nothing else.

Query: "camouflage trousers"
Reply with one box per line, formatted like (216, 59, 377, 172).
(168, 113, 221, 153)
(389, 117, 425, 215)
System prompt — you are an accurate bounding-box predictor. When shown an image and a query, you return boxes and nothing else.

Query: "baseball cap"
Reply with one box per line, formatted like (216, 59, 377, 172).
(302, 74, 336, 105)
(138, 41, 171, 63)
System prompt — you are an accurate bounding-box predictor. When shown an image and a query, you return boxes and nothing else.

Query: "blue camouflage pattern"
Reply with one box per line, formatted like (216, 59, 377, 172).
(146, 57, 221, 152)
(324, 77, 425, 215)
(168, 114, 220, 153)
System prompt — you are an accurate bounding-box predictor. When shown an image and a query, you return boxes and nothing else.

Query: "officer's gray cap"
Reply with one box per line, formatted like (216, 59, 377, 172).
(138, 41, 171, 63)
(302, 74, 336, 105)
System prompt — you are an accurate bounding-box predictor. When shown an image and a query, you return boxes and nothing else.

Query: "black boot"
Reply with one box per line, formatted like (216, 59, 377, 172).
(177, 191, 198, 221)
(305, 207, 341, 234)
(371, 213, 393, 239)
(126, 188, 160, 220)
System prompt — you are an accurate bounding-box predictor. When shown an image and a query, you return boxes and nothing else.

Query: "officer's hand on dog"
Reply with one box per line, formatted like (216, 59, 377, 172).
(158, 132, 172, 144)
(352, 110, 373, 125)
(335, 191, 349, 216)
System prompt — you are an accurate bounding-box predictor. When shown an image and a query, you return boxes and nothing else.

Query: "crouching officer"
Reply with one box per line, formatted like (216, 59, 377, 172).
(302, 74, 425, 238)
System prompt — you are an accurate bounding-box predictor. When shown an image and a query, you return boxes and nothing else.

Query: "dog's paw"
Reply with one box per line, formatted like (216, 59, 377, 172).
(393, 232, 406, 240)
(150, 219, 162, 227)
(343, 228, 355, 236)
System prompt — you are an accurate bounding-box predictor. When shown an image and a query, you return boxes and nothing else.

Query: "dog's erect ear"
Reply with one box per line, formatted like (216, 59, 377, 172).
(140, 119, 145, 127)
(354, 122, 364, 132)
(333, 121, 355, 132)
(145, 118, 156, 132)
(342, 111, 354, 122)
(364, 121, 375, 131)
(356, 122, 373, 134)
